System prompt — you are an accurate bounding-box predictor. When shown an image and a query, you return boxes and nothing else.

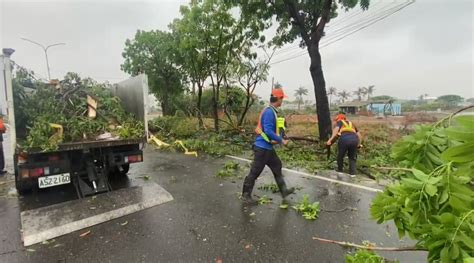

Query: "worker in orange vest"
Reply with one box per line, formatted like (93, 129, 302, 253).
(0, 114, 6, 175)
(241, 88, 295, 204)
(326, 112, 362, 177)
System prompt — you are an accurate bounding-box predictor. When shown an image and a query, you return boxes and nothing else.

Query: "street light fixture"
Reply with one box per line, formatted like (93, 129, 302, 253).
(21, 38, 65, 80)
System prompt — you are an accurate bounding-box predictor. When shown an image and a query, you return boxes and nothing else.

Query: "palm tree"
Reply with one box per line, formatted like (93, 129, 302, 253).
(366, 85, 375, 101)
(294, 86, 309, 111)
(274, 82, 283, 89)
(327, 87, 337, 106)
(338, 90, 350, 103)
(354, 87, 366, 101)
(418, 93, 429, 105)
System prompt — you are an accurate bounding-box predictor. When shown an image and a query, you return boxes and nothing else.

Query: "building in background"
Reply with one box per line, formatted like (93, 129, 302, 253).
(338, 101, 369, 115)
(338, 100, 402, 116)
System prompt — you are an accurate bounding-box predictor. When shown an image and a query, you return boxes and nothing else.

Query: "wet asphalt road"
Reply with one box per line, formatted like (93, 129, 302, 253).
(0, 146, 427, 263)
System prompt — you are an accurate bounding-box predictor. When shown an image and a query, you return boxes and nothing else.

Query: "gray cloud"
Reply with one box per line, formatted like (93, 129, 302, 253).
(1, 0, 472, 101)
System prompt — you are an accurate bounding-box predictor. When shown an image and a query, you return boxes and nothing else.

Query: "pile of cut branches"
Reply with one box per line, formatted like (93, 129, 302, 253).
(13, 72, 144, 151)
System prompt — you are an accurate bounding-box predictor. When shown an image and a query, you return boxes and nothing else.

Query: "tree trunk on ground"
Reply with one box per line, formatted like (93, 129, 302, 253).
(309, 45, 331, 141)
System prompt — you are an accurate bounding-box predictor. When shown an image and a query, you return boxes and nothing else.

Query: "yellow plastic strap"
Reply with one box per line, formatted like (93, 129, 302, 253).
(148, 133, 197, 157)
(148, 135, 170, 148)
(174, 140, 198, 157)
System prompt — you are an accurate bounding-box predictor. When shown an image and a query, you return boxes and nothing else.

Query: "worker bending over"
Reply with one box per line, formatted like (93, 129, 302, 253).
(326, 112, 362, 177)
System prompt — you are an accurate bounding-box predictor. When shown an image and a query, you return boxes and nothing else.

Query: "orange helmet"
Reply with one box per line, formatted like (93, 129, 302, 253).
(334, 113, 346, 122)
(271, 88, 288, 99)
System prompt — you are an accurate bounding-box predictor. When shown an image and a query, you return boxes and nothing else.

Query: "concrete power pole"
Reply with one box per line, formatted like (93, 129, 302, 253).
(1, 48, 16, 172)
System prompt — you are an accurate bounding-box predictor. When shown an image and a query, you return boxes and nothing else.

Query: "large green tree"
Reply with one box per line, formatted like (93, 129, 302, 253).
(234, 0, 371, 140)
(436, 95, 464, 108)
(173, 0, 268, 131)
(170, 4, 212, 126)
(121, 30, 186, 116)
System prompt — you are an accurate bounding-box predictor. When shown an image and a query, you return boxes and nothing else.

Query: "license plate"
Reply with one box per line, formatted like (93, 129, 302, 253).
(38, 174, 71, 188)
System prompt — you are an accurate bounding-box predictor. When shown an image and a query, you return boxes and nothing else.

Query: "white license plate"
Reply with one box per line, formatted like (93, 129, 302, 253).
(38, 174, 71, 188)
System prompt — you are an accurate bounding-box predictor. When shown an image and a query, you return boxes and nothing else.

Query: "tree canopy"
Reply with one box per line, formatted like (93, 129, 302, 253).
(121, 30, 186, 116)
(232, 0, 371, 140)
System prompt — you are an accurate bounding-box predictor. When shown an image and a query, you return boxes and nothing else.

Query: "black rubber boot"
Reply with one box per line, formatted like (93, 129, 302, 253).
(274, 174, 295, 198)
(241, 192, 258, 205)
(280, 186, 295, 198)
(241, 183, 257, 205)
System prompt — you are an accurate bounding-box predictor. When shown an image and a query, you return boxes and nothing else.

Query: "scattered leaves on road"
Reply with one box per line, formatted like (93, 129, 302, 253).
(26, 249, 36, 253)
(258, 195, 271, 205)
(121, 221, 129, 226)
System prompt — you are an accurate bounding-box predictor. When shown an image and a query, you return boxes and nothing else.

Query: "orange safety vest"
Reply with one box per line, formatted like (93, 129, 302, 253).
(0, 119, 5, 134)
(337, 120, 356, 136)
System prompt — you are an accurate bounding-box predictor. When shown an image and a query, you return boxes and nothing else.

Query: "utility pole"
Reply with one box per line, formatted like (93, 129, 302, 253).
(1, 48, 16, 172)
(21, 38, 65, 80)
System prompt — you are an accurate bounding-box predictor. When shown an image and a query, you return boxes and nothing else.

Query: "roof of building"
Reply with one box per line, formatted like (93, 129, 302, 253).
(338, 101, 369, 107)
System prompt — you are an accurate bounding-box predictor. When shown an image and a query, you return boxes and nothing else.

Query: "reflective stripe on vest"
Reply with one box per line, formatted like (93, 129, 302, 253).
(338, 120, 356, 135)
(255, 106, 284, 143)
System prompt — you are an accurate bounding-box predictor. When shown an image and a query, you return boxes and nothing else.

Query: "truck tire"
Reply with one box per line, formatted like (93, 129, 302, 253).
(109, 164, 130, 179)
(118, 164, 130, 176)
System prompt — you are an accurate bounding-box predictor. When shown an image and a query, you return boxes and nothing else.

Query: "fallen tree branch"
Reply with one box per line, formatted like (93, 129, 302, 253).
(372, 166, 413, 172)
(312, 237, 427, 251)
(321, 207, 357, 213)
(287, 136, 319, 143)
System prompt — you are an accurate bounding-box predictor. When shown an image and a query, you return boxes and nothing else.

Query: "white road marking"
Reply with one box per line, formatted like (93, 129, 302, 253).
(226, 155, 383, 193)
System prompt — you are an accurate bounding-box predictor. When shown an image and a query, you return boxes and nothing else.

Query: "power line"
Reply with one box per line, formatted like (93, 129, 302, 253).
(324, 2, 402, 38)
(320, 0, 414, 49)
(327, 0, 383, 28)
(271, 1, 396, 59)
(269, 0, 414, 65)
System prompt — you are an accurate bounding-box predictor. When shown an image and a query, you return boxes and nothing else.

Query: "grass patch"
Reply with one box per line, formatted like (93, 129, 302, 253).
(216, 161, 242, 178)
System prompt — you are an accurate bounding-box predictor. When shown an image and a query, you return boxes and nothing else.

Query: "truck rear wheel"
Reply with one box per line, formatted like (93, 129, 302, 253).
(118, 164, 130, 176)
(109, 164, 130, 179)
(15, 174, 34, 195)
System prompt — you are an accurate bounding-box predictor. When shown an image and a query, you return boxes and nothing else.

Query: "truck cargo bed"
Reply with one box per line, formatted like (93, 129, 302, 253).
(20, 138, 145, 154)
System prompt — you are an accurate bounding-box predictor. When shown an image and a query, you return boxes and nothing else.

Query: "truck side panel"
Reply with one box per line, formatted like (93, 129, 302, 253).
(110, 74, 149, 139)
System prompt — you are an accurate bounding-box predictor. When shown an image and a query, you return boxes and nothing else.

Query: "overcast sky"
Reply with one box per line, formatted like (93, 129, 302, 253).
(1, 0, 472, 101)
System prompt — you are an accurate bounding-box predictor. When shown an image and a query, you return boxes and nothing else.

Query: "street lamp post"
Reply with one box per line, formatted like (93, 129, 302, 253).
(21, 38, 65, 80)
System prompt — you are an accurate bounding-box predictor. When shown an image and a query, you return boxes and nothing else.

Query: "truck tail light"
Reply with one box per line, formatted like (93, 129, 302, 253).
(29, 168, 44, 178)
(20, 168, 29, 179)
(18, 153, 28, 164)
(124, 155, 142, 163)
(48, 155, 60, 162)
